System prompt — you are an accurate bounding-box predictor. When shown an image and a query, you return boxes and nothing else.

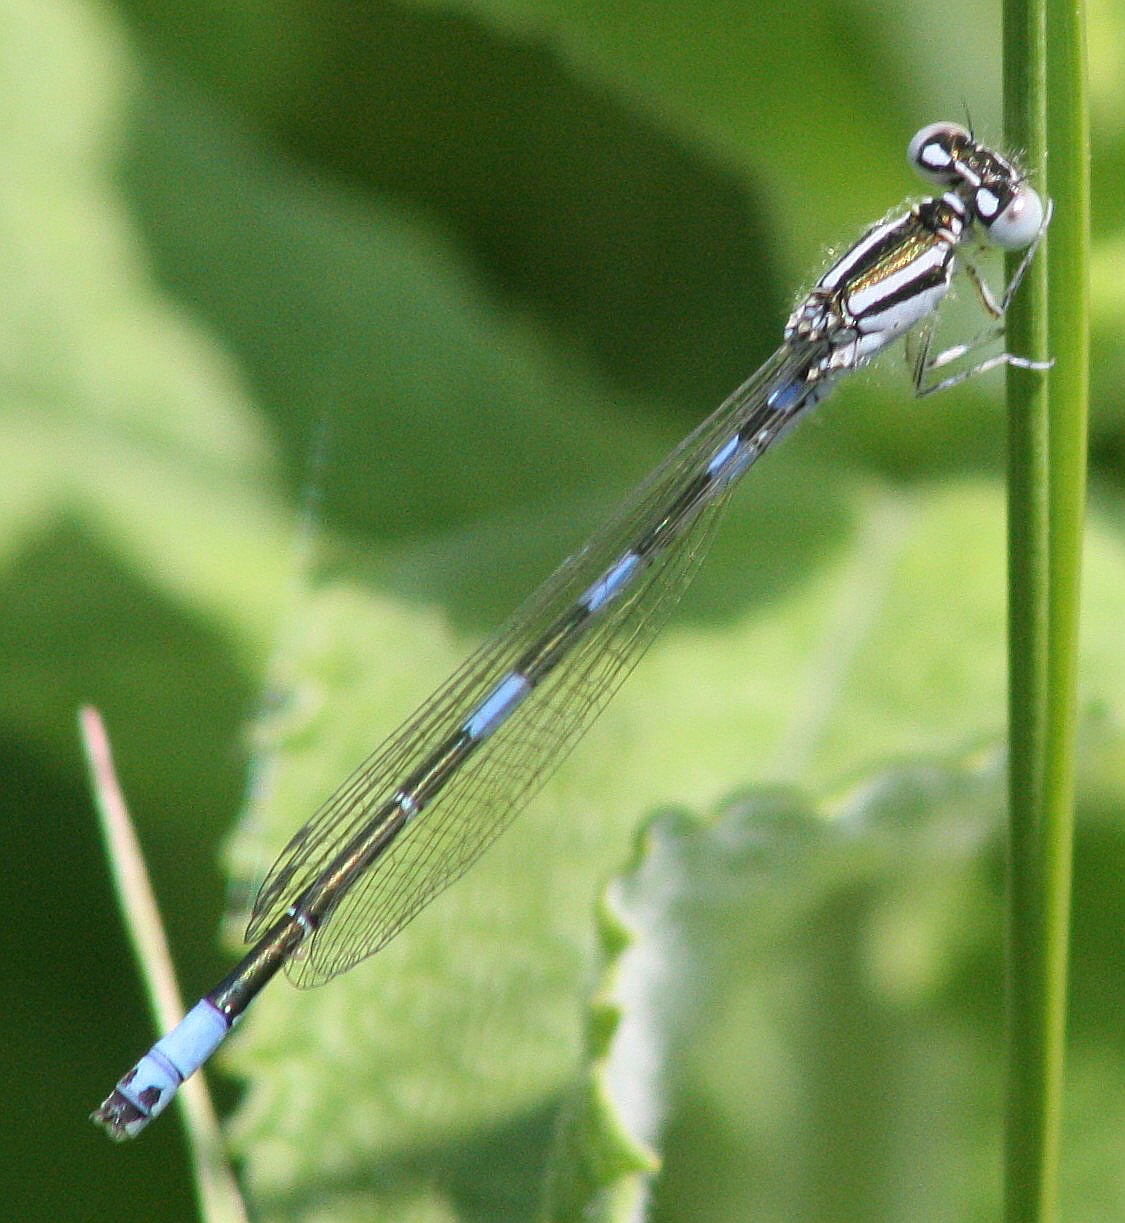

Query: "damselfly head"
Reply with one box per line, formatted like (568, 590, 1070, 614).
(970, 178, 1045, 250)
(907, 121, 1045, 252)
(907, 121, 975, 185)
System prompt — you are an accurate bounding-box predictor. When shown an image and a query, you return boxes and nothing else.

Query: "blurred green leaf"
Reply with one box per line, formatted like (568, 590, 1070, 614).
(554, 735, 1124, 1223)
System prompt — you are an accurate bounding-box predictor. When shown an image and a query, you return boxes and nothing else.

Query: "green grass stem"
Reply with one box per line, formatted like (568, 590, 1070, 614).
(1001, 0, 1090, 1218)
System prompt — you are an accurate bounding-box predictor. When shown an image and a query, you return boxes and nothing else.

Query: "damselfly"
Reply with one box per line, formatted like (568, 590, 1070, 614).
(94, 122, 1050, 1140)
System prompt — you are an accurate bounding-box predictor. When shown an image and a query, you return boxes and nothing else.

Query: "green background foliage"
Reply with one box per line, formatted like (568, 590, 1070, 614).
(2, 0, 1121, 1219)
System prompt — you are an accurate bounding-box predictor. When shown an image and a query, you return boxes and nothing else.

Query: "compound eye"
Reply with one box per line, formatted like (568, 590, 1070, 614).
(908, 121, 971, 185)
(978, 182, 1045, 249)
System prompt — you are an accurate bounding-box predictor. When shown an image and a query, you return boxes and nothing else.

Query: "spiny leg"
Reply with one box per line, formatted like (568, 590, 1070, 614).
(910, 199, 1053, 398)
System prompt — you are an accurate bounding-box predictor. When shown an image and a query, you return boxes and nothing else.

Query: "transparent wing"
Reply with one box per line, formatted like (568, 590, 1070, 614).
(248, 343, 822, 986)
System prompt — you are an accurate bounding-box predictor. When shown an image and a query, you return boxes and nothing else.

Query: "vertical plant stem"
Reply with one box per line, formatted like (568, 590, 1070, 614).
(1001, 0, 1089, 1219)
(81, 708, 248, 1223)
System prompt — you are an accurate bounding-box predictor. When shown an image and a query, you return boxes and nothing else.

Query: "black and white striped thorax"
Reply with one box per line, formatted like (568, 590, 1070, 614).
(779, 121, 1044, 406)
(783, 192, 969, 392)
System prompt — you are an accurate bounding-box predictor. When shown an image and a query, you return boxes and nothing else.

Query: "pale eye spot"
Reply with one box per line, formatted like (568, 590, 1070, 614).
(976, 187, 1000, 219)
